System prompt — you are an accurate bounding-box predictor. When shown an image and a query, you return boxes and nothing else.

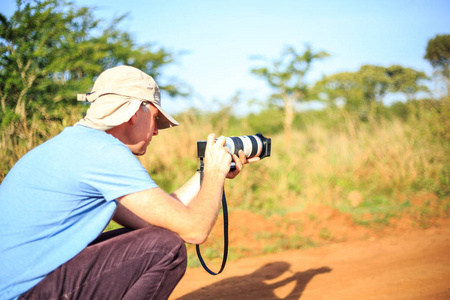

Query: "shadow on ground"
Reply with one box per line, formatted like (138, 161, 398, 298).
(176, 262, 331, 300)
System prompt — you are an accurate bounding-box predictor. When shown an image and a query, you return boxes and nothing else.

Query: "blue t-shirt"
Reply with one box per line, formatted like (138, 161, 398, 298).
(0, 125, 157, 300)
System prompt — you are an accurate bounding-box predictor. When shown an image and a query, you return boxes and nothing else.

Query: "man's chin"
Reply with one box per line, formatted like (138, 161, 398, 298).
(133, 148, 147, 156)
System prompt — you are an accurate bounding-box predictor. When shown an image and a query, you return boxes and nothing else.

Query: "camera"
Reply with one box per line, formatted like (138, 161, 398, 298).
(195, 133, 271, 275)
(197, 133, 271, 160)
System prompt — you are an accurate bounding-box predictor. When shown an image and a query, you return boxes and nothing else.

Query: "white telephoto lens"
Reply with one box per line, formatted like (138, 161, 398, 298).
(225, 137, 235, 156)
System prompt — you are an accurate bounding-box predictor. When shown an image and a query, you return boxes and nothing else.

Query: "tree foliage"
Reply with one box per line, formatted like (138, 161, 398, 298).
(314, 64, 430, 116)
(386, 65, 429, 100)
(424, 34, 450, 79)
(313, 71, 362, 109)
(0, 0, 184, 125)
(424, 34, 450, 97)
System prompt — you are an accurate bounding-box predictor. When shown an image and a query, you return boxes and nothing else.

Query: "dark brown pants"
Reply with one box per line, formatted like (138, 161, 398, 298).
(20, 227, 187, 300)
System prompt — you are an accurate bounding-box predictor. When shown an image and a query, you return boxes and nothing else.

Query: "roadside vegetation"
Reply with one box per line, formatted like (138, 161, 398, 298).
(1, 0, 449, 268)
(139, 100, 450, 267)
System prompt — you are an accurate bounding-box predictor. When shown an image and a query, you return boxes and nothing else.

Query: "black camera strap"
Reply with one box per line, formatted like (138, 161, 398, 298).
(196, 158, 229, 275)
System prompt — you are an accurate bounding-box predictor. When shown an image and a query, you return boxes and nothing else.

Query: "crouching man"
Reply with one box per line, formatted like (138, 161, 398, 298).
(0, 65, 254, 299)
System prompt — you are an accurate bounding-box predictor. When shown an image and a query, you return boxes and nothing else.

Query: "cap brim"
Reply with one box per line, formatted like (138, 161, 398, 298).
(152, 103, 179, 129)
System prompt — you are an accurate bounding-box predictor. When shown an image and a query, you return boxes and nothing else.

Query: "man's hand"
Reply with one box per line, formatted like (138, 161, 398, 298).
(226, 149, 260, 179)
(203, 133, 260, 179)
(203, 134, 233, 178)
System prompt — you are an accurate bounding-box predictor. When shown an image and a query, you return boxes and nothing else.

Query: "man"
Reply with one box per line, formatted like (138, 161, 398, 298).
(0, 65, 256, 299)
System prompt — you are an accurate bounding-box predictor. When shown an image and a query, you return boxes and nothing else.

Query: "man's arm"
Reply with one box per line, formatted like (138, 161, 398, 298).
(119, 134, 232, 245)
(170, 172, 201, 205)
(113, 172, 201, 229)
(113, 202, 151, 229)
(169, 148, 259, 205)
(112, 172, 201, 229)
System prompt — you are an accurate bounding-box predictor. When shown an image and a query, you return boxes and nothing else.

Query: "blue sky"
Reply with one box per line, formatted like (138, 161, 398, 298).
(2, 0, 450, 114)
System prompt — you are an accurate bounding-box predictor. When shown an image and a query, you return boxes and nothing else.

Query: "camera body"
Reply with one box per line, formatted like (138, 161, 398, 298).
(197, 133, 271, 160)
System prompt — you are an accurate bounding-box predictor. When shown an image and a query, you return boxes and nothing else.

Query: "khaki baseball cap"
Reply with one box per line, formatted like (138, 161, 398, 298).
(76, 65, 179, 130)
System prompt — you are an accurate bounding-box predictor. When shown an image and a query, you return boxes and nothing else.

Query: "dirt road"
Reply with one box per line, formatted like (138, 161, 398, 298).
(170, 220, 450, 299)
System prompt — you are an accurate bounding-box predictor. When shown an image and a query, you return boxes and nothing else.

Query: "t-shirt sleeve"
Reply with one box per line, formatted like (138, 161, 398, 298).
(82, 143, 157, 201)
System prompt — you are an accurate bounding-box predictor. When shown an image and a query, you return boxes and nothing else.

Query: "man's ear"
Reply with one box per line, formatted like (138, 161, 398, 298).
(129, 113, 137, 125)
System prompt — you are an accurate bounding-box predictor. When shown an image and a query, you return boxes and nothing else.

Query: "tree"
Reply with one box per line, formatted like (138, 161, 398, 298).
(424, 34, 450, 97)
(313, 65, 390, 116)
(358, 65, 391, 113)
(313, 72, 363, 110)
(386, 65, 429, 101)
(251, 45, 329, 146)
(314, 65, 430, 116)
(0, 0, 185, 126)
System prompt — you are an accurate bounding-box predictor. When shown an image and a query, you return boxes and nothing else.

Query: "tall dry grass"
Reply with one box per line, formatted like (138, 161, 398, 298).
(134, 106, 449, 221)
(1, 104, 448, 221)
